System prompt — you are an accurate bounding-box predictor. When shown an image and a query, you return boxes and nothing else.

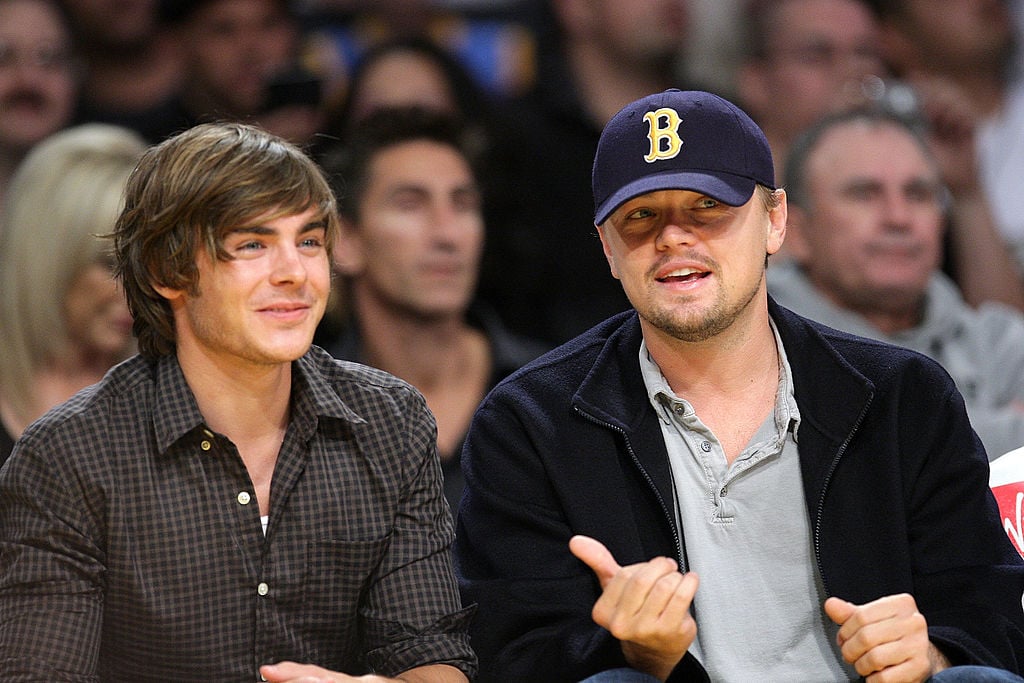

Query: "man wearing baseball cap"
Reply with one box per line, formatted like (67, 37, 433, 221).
(455, 89, 1024, 682)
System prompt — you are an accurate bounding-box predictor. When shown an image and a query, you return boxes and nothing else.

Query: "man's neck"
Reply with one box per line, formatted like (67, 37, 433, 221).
(860, 307, 923, 336)
(174, 346, 293, 515)
(354, 296, 491, 458)
(355, 296, 481, 393)
(642, 305, 781, 465)
(175, 346, 292, 444)
(641, 305, 779, 403)
(813, 279, 924, 336)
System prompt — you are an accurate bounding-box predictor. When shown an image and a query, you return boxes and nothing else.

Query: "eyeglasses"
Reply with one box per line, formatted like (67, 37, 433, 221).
(0, 40, 73, 72)
(768, 41, 882, 71)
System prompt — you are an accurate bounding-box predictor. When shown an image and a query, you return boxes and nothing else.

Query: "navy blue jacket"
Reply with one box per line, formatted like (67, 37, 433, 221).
(455, 300, 1024, 682)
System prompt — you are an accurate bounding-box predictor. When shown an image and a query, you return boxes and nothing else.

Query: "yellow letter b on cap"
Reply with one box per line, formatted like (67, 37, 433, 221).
(643, 108, 684, 163)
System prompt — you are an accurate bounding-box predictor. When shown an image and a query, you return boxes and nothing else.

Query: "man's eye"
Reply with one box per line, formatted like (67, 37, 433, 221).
(695, 197, 719, 209)
(846, 186, 880, 202)
(625, 208, 655, 220)
(299, 237, 324, 249)
(905, 183, 943, 205)
(238, 240, 264, 251)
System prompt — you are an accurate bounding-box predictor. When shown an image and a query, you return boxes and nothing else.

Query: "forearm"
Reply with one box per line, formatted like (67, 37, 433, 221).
(947, 191, 1024, 311)
(0, 450, 104, 677)
(0, 590, 103, 677)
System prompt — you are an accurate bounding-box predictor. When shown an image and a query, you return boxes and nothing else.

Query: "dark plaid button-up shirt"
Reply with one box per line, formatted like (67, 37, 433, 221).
(0, 346, 475, 681)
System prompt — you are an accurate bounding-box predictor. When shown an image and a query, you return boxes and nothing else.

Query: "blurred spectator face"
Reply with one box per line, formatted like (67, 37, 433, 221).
(741, 0, 885, 146)
(0, 0, 76, 155)
(63, 260, 134, 360)
(885, 0, 1013, 72)
(560, 0, 688, 69)
(61, 0, 160, 51)
(789, 120, 945, 315)
(180, 0, 296, 117)
(347, 50, 458, 121)
(336, 140, 484, 319)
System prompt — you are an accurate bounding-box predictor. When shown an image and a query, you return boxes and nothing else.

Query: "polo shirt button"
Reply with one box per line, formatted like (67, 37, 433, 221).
(700, 440, 712, 452)
(200, 440, 211, 451)
(237, 491, 251, 505)
(257, 582, 269, 596)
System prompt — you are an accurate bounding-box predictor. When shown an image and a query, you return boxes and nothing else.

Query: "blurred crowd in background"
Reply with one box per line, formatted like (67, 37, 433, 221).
(7, 0, 1024, 473)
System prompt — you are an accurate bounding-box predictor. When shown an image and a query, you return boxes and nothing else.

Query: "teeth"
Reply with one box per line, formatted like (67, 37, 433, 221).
(666, 267, 702, 277)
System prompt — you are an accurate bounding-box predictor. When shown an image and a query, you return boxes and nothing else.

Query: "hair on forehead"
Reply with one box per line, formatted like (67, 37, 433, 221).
(129, 121, 333, 225)
(321, 106, 477, 222)
(783, 106, 935, 208)
(114, 121, 338, 359)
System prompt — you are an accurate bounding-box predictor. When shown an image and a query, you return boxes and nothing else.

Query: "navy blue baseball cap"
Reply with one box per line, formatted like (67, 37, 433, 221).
(592, 89, 775, 225)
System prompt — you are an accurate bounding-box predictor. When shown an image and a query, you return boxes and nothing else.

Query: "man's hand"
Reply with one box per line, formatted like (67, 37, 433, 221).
(824, 594, 950, 682)
(569, 535, 699, 681)
(259, 662, 350, 682)
(259, 662, 467, 683)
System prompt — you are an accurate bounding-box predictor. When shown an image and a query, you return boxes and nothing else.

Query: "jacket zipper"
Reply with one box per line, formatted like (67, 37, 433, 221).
(813, 399, 872, 596)
(575, 406, 686, 569)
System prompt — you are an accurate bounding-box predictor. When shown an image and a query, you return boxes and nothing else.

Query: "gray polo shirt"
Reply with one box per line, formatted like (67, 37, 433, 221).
(639, 319, 857, 681)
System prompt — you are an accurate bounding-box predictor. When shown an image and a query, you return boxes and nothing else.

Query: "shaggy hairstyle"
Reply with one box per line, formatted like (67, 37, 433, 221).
(0, 123, 147, 424)
(321, 105, 479, 224)
(113, 121, 339, 359)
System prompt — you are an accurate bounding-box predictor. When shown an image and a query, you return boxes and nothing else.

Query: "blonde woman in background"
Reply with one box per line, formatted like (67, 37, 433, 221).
(0, 124, 147, 462)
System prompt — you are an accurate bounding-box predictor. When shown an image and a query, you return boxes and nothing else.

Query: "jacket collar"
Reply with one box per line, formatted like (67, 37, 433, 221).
(571, 301, 875, 495)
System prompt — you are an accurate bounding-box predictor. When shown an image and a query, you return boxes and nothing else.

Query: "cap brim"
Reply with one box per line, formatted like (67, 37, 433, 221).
(594, 170, 756, 225)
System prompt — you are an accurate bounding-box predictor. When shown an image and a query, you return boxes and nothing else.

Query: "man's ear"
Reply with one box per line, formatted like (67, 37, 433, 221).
(595, 224, 620, 281)
(153, 283, 184, 302)
(767, 191, 788, 257)
(332, 216, 365, 276)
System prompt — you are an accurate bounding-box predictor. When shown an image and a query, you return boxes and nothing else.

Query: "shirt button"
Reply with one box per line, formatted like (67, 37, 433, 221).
(237, 491, 251, 505)
(257, 582, 269, 596)
(700, 440, 712, 452)
(673, 404, 686, 415)
(200, 440, 211, 451)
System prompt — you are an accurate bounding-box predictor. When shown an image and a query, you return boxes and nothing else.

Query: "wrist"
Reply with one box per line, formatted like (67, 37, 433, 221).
(928, 643, 953, 675)
(621, 642, 684, 682)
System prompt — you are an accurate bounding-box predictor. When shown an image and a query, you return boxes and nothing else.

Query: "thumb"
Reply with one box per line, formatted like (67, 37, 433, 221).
(259, 663, 329, 683)
(823, 596, 856, 626)
(569, 535, 621, 587)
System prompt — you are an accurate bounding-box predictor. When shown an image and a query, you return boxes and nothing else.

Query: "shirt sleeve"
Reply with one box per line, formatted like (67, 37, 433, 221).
(896, 370, 1024, 671)
(358, 387, 476, 678)
(0, 433, 105, 681)
(452, 386, 642, 682)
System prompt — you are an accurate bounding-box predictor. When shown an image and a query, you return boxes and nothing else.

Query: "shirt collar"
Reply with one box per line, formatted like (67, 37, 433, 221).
(638, 316, 801, 439)
(152, 354, 207, 454)
(152, 349, 364, 455)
